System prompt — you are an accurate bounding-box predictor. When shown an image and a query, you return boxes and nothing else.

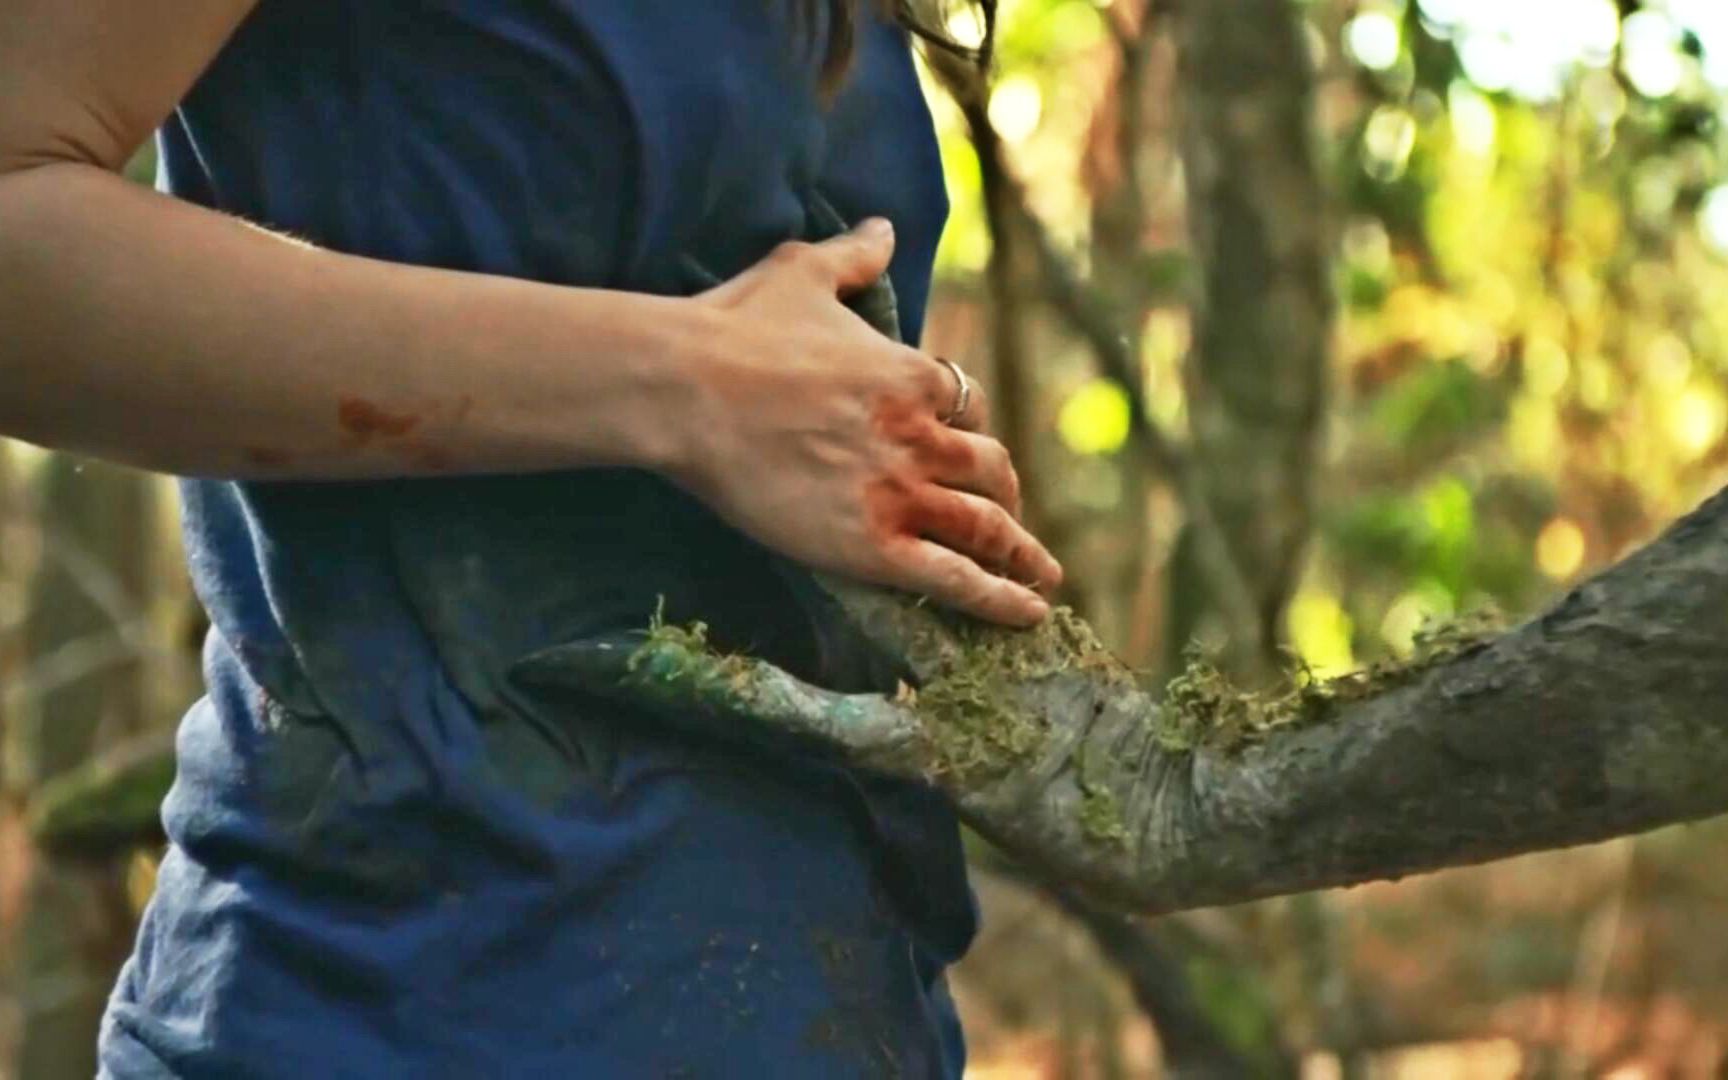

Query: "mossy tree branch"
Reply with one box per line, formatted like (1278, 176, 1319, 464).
(514, 483, 1728, 916)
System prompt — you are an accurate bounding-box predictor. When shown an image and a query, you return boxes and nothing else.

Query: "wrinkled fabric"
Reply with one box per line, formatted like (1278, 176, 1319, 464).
(100, 3, 974, 1076)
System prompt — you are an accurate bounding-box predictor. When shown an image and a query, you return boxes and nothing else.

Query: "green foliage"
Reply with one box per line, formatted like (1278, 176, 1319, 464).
(1155, 602, 1502, 755)
(1056, 378, 1133, 456)
(1182, 949, 1292, 1073)
(27, 737, 175, 852)
(1366, 358, 1506, 459)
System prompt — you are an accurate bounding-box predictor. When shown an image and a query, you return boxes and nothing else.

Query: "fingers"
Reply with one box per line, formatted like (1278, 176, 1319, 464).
(900, 353, 988, 433)
(833, 217, 896, 293)
(933, 358, 988, 433)
(905, 486, 1063, 595)
(921, 430, 1022, 520)
(776, 217, 896, 296)
(890, 538, 1052, 628)
(877, 401, 1021, 520)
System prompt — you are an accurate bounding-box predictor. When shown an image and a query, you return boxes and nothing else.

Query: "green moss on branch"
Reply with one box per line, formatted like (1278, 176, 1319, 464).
(629, 604, 1504, 778)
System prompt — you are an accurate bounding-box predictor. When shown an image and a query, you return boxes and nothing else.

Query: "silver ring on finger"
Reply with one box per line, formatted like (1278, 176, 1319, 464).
(934, 357, 972, 426)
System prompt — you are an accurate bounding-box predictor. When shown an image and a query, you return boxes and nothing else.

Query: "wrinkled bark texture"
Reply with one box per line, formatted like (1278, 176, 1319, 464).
(836, 482, 1728, 913)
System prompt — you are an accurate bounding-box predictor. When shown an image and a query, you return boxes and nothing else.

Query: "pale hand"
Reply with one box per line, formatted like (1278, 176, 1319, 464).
(672, 218, 1063, 628)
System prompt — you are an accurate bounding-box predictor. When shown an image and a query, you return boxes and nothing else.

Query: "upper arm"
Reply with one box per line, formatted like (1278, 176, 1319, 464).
(0, 0, 259, 173)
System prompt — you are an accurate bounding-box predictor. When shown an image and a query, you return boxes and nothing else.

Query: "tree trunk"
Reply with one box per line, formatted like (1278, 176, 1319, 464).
(1164, 1, 1371, 1064)
(948, 5, 1318, 1062)
(964, 101, 1052, 543)
(1170, 0, 1332, 680)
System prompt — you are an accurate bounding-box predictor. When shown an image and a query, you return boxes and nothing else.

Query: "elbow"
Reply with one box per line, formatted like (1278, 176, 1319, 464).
(0, 142, 131, 181)
(0, 104, 149, 179)
(0, 137, 130, 234)
(0, 157, 104, 258)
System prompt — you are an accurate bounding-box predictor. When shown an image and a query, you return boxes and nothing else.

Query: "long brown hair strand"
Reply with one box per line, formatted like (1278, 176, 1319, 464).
(798, 0, 998, 93)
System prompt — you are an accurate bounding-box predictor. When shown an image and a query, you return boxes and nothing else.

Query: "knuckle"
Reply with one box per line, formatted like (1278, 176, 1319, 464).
(939, 558, 976, 598)
(988, 519, 1022, 563)
(878, 544, 924, 586)
(770, 239, 818, 269)
(965, 381, 989, 415)
(982, 585, 1020, 620)
(897, 371, 934, 409)
(906, 351, 945, 397)
(979, 436, 1011, 475)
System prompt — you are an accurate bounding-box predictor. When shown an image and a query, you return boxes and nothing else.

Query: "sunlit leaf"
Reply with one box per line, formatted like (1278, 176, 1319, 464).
(1057, 378, 1132, 456)
(1287, 589, 1356, 677)
(1535, 516, 1587, 579)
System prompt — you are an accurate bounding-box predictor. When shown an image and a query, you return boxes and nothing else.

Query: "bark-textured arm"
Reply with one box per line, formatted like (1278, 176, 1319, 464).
(513, 483, 1728, 915)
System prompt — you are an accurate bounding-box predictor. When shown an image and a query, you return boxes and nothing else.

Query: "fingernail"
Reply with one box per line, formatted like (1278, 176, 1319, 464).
(860, 216, 893, 239)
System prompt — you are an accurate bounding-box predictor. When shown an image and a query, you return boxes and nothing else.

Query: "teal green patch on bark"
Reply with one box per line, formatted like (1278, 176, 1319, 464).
(632, 607, 762, 706)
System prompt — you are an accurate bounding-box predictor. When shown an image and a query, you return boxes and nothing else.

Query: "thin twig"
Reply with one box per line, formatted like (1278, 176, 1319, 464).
(1559, 837, 1638, 1079)
(930, 55, 1264, 649)
(3, 618, 164, 715)
(32, 519, 154, 653)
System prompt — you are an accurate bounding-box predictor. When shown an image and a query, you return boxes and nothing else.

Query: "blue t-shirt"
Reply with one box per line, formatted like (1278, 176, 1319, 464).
(99, 4, 975, 1076)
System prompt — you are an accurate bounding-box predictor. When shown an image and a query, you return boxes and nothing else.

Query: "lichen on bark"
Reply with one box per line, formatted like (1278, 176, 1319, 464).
(631, 602, 1135, 784)
(521, 484, 1728, 915)
(899, 605, 1125, 780)
(1156, 609, 1506, 754)
(631, 601, 1506, 778)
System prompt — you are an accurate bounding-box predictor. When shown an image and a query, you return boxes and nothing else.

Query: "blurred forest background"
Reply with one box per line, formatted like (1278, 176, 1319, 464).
(5, 0, 1728, 1076)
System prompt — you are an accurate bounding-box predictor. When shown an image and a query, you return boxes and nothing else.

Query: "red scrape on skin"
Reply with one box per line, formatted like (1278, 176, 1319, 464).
(864, 398, 1054, 590)
(404, 395, 473, 471)
(337, 397, 421, 443)
(865, 398, 992, 546)
(863, 472, 1006, 560)
(861, 472, 918, 548)
(871, 398, 976, 475)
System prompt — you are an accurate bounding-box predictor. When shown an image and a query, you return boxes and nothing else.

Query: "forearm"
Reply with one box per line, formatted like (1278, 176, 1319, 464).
(0, 0, 1059, 630)
(0, 161, 707, 480)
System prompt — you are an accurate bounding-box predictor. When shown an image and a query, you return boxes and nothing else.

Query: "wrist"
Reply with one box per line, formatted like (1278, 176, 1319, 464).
(626, 294, 732, 488)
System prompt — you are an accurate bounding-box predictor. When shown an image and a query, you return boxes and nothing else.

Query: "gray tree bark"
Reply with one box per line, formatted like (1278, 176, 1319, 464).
(1167, 0, 1333, 679)
(1164, 2, 1366, 1066)
(515, 476, 1728, 917)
